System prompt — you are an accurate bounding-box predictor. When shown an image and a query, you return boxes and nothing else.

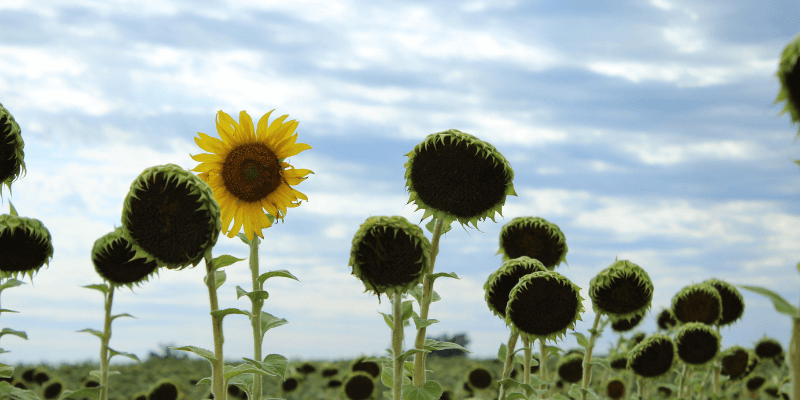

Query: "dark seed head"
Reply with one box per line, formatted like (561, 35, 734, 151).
(148, 380, 180, 400)
(754, 337, 784, 359)
(611, 313, 644, 332)
(702, 278, 745, 326)
(281, 377, 298, 392)
(627, 333, 675, 379)
(497, 217, 568, 270)
(671, 283, 722, 325)
(343, 372, 374, 400)
(606, 378, 625, 400)
(92, 227, 160, 288)
(746, 375, 766, 391)
(467, 367, 493, 389)
(720, 346, 758, 381)
(657, 308, 678, 331)
(589, 259, 653, 322)
(43, 381, 62, 399)
(675, 322, 721, 366)
(505, 271, 584, 343)
(484, 256, 548, 319)
(351, 357, 381, 378)
(555, 353, 583, 383)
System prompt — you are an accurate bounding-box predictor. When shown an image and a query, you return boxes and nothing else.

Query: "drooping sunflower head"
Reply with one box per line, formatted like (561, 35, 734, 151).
(121, 163, 221, 271)
(626, 333, 676, 380)
(91, 226, 160, 289)
(348, 215, 431, 304)
(484, 256, 548, 320)
(589, 259, 654, 322)
(0, 103, 26, 199)
(773, 31, 800, 140)
(656, 308, 678, 332)
(720, 346, 760, 382)
(674, 322, 721, 367)
(555, 353, 584, 384)
(0, 202, 53, 282)
(342, 371, 375, 400)
(610, 312, 644, 333)
(701, 278, 745, 327)
(496, 216, 568, 270)
(191, 110, 314, 241)
(671, 283, 722, 325)
(504, 270, 584, 344)
(754, 336, 784, 361)
(404, 129, 516, 235)
(146, 378, 182, 400)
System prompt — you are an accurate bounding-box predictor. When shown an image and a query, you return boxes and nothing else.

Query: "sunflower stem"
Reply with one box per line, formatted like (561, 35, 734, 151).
(580, 312, 602, 400)
(249, 235, 264, 400)
(521, 334, 531, 386)
(392, 291, 404, 400)
(205, 253, 226, 400)
(637, 376, 644, 399)
(791, 316, 800, 400)
(99, 284, 114, 400)
(539, 339, 549, 399)
(678, 363, 689, 399)
(412, 217, 444, 388)
(712, 325, 721, 396)
(497, 327, 519, 400)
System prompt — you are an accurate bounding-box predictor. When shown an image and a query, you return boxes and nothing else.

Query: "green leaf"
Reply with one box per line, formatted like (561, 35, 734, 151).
(204, 270, 226, 291)
(237, 233, 251, 245)
(211, 308, 253, 321)
(408, 285, 442, 305)
(0, 279, 23, 294)
(0, 364, 12, 379)
(380, 365, 412, 389)
(498, 342, 508, 362)
(568, 384, 599, 399)
(425, 218, 452, 235)
(58, 386, 104, 400)
(0, 328, 26, 343)
(734, 284, 799, 318)
(260, 312, 289, 341)
(589, 357, 613, 373)
(497, 378, 520, 390)
(110, 313, 136, 323)
(423, 339, 471, 354)
(89, 369, 120, 380)
(401, 300, 414, 320)
(77, 328, 104, 341)
(571, 332, 589, 349)
(196, 377, 211, 386)
(169, 345, 217, 363)
(223, 362, 270, 381)
(379, 311, 394, 330)
(402, 380, 443, 400)
(82, 284, 109, 296)
(210, 254, 246, 272)
(107, 347, 141, 363)
(425, 272, 459, 286)
(396, 348, 428, 365)
(257, 270, 300, 287)
(553, 394, 572, 400)
(261, 354, 289, 380)
(245, 290, 270, 303)
(410, 312, 439, 330)
(0, 309, 18, 314)
(506, 394, 527, 400)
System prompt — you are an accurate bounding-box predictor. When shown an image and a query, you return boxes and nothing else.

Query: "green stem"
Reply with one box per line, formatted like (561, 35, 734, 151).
(521, 335, 531, 386)
(637, 376, 644, 399)
(99, 284, 114, 400)
(250, 235, 263, 400)
(497, 327, 519, 400)
(792, 316, 800, 400)
(539, 339, 549, 399)
(205, 253, 226, 400)
(580, 312, 602, 400)
(678, 363, 689, 399)
(713, 325, 721, 396)
(412, 217, 444, 388)
(392, 292, 404, 400)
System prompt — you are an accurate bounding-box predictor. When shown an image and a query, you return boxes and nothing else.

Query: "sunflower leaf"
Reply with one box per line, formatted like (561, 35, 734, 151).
(223, 363, 270, 382)
(0, 364, 11, 378)
(379, 311, 394, 330)
(211, 308, 253, 321)
(0, 279, 23, 294)
(257, 270, 300, 287)
(77, 328, 104, 341)
(246, 290, 270, 302)
(425, 272, 459, 286)
(57, 386, 103, 400)
(82, 283, 109, 296)
(204, 270, 226, 291)
(260, 312, 289, 341)
(107, 347, 141, 363)
(423, 339, 471, 354)
(195, 377, 211, 386)
(169, 345, 217, 363)
(110, 313, 136, 322)
(0, 309, 18, 314)
(89, 369, 121, 380)
(733, 284, 799, 318)
(571, 332, 589, 348)
(424, 218, 452, 236)
(237, 233, 251, 245)
(401, 300, 414, 320)
(261, 354, 289, 380)
(402, 380, 442, 400)
(408, 285, 442, 305)
(211, 254, 247, 272)
(410, 312, 439, 330)
(380, 365, 412, 389)
(589, 357, 613, 373)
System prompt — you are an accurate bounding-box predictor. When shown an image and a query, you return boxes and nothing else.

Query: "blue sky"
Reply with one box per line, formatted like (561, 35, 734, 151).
(1, 0, 799, 366)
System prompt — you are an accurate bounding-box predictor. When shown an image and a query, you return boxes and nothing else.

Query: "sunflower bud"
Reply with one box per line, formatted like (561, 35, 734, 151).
(348, 215, 431, 304)
(404, 129, 516, 234)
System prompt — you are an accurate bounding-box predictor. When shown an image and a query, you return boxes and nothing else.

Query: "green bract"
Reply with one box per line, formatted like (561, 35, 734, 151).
(496, 216, 568, 270)
(671, 283, 722, 325)
(505, 270, 584, 343)
(404, 129, 517, 234)
(0, 102, 26, 199)
(121, 163, 222, 271)
(674, 322, 721, 367)
(484, 256, 548, 319)
(348, 215, 431, 304)
(588, 259, 654, 323)
(91, 226, 160, 289)
(0, 202, 53, 282)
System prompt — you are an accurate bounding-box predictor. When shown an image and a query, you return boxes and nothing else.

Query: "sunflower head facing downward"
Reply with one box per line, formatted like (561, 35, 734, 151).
(0, 202, 53, 282)
(121, 164, 221, 271)
(190, 110, 314, 242)
(0, 103, 26, 200)
(91, 226, 160, 289)
(349, 215, 431, 304)
(773, 32, 800, 140)
(496, 216, 568, 270)
(404, 129, 516, 235)
(589, 259, 654, 323)
(484, 256, 548, 320)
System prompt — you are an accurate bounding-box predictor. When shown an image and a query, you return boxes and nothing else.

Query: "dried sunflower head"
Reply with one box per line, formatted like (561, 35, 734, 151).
(0, 103, 26, 199)
(505, 270, 584, 344)
(0, 202, 53, 282)
(701, 278, 745, 327)
(484, 256, 548, 320)
(589, 259, 654, 323)
(626, 333, 676, 380)
(671, 283, 722, 325)
(495, 217, 568, 270)
(91, 226, 160, 289)
(674, 322, 721, 367)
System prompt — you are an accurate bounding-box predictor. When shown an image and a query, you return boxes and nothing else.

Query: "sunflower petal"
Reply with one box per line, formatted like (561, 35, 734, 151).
(216, 111, 239, 145)
(191, 162, 219, 174)
(264, 115, 290, 148)
(190, 153, 222, 163)
(260, 198, 279, 219)
(194, 132, 228, 155)
(228, 203, 246, 238)
(239, 111, 255, 139)
(283, 167, 314, 185)
(256, 110, 275, 142)
(280, 142, 312, 159)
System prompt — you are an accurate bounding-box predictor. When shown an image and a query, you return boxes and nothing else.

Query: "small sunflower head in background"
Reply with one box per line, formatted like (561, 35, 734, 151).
(191, 110, 314, 242)
(403, 129, 516, 234)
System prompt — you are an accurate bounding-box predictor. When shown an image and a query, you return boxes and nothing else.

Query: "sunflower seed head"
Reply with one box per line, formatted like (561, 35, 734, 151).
(496, 216, 569, 270)
(91, 226, 161, 289)
(626, 333, 676, 380)
(674, 321, 722, 367)
(671, 282, 723, 325)
(0, 103, 26, 200)
(773, 32, 800, 141)
(483, 256, 548, 320)
(589, 259, 654, 321)
(701, 277, 745, 326)
(0, 207, 54, 283)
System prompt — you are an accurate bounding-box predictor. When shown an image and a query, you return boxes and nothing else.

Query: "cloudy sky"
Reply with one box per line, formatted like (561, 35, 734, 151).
(1, 0, 800, 367)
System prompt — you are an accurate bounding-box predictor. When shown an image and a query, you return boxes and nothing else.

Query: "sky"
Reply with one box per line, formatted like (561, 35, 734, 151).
(0, 0, 799, 367)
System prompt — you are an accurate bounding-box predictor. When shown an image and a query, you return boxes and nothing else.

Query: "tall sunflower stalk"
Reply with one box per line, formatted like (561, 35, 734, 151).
(191, 109, 313, 400)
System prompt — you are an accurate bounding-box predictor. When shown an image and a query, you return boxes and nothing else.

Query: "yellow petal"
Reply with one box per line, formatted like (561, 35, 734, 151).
(260, 198, 279, 218)
(264, 115, 290, 148)
(190, 153, 223, 163)
(216, 111, 239, 145)
(279, 142, 312, 159)
(194, 132, 228, 155)
(228, 204, 246, 238)
(239, 110, 255, 139)
(256, 110, 275, 142)
(191, 162, 220, 174)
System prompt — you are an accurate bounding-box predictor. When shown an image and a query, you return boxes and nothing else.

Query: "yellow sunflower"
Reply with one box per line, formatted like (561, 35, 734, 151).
(190, 110, 314, 241)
